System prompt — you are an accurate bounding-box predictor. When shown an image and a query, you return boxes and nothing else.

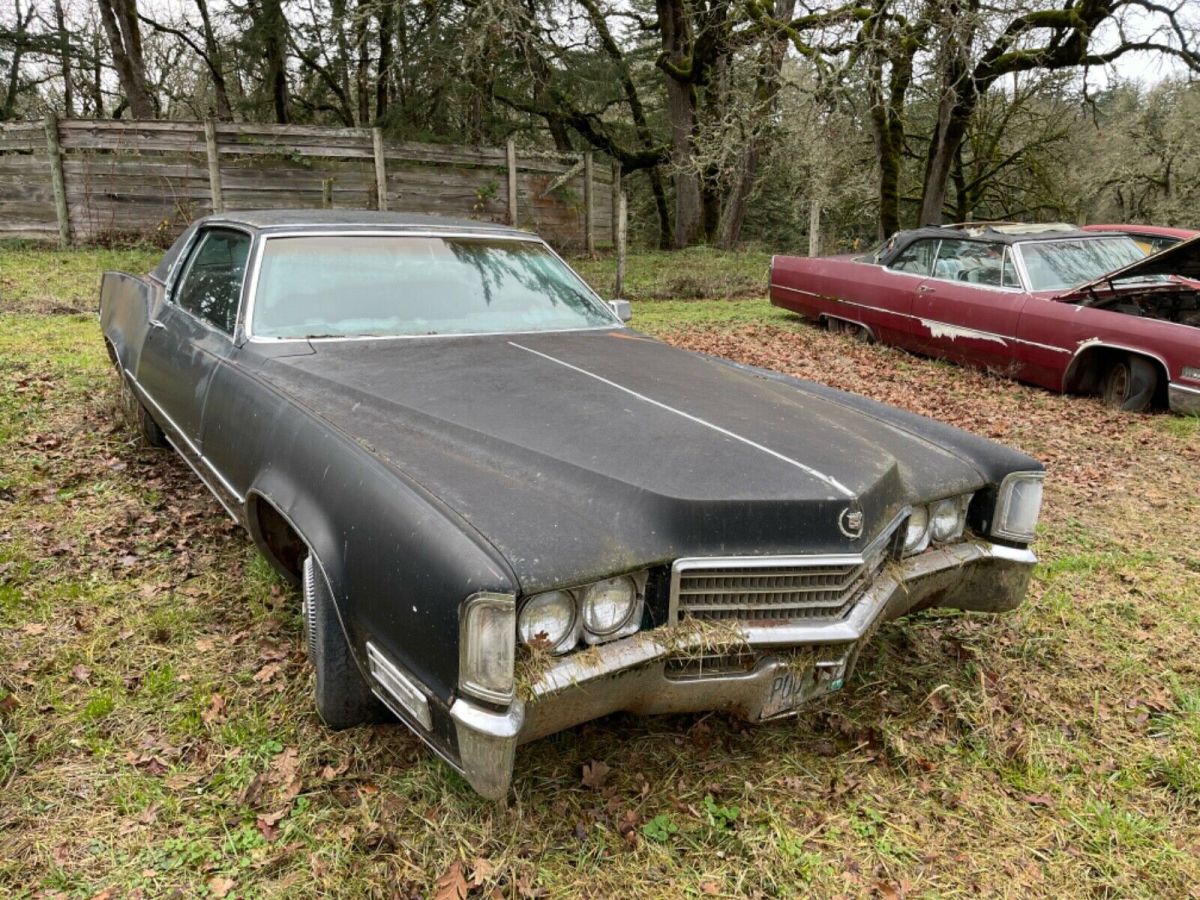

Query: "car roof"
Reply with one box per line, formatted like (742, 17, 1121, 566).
(1081, 223, 1199, 238)
(897, 222, 1108, 245)
(150, 210, 534, 282)
(195, 209, 526, 234)
(194, 210, 523, 234)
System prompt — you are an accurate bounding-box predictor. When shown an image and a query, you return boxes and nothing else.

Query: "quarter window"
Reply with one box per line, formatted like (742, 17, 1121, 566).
(173, 228, 251, 333)
(889, 240, 937, 276)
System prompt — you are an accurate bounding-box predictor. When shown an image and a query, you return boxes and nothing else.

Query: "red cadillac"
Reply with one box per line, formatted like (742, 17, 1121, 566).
(770, 223, 1200, 414)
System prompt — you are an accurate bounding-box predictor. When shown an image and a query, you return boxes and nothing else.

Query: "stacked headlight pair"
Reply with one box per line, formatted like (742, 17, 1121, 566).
(903, 494, 972, 556)
(517, 573, 645, 655)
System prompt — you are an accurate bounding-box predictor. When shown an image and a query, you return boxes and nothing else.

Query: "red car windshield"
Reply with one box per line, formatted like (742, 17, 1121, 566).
(1016, 237, 1160, 292)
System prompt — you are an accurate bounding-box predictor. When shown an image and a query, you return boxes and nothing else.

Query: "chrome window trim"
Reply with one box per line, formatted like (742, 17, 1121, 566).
(667, 506, 909, 625)
(770, 283, 1070, 355)
(241, 229, 621, 343)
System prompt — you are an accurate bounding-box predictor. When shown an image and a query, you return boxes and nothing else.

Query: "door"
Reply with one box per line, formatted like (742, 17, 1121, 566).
(135, 227, 251, 450)
(911, 239, 1028, 370)
(870, 238, 940, 349)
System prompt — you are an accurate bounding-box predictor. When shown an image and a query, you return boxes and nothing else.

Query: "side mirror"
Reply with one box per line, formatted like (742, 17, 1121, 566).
(608, 299, 632, 323)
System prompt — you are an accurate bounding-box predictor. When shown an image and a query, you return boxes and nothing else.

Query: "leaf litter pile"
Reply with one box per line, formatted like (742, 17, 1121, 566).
(1, 258, 1198, 898)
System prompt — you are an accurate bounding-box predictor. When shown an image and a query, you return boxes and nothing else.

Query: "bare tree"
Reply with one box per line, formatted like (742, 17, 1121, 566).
(97, 0, 156, 117)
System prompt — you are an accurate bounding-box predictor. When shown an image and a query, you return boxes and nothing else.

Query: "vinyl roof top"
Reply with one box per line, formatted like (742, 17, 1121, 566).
(199, 209, 525, 233)
(900, 222, 1108, 244)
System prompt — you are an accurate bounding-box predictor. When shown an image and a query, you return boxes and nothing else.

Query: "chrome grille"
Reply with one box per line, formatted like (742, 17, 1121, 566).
(668, 513, 904, 625)
(673, 560, 873, 622)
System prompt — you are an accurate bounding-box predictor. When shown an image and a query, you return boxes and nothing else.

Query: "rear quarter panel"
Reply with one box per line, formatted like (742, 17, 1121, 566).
(770, 255, 918, 344)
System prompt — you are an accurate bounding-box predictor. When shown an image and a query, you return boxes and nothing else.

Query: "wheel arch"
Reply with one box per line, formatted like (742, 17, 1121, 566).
(820, 314, 876, 341)
(1062, 341, 1170, 401)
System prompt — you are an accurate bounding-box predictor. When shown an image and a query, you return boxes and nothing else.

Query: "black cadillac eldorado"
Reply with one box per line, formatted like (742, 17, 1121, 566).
(99, 211, 1044, 800)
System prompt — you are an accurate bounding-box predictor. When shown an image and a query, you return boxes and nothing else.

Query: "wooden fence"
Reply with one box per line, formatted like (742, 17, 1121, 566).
(0, 117, 621, 250)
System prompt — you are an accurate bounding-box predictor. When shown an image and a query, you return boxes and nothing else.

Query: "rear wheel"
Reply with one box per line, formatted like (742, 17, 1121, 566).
(1100, 355, 1158, 412)
(304, 554, 390, 729)
(826, 317, 870, 342)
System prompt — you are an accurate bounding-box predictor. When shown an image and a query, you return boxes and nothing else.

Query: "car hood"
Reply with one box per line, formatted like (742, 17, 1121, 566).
(1054, 232, 1200, 299)
(253, 329, 1004, 592)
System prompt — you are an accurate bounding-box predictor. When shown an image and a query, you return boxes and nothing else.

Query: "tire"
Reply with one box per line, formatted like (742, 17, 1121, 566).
(1101, 355, 1158, 412)
(304, 553, 391, 729)
(138, 403, 170, 448)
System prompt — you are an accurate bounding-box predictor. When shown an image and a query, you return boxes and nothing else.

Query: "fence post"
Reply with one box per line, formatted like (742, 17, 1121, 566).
(506, 139, 518, 226)
(43, 113, 69, 248)
(372, 128, 388, 211)
(322, 178, 334, 209)
(584, 151, 595, 255)
(615, 192, 627, 299)
(203, 118, 224, 214)
(610, 160, 621, 249)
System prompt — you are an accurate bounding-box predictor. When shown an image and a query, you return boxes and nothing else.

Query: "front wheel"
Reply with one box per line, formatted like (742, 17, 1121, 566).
(1101, 355, 1158, 412)
(303, 554, 390, 729)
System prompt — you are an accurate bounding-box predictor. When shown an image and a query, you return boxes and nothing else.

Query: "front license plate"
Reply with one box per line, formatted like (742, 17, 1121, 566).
(760, 655, 849, 720)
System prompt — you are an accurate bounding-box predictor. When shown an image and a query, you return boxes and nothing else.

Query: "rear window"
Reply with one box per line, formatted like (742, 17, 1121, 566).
(249, 235, 616, 339)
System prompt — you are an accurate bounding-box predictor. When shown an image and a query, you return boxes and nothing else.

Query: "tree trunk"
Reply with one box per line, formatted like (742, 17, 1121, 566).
(715, 0, 797, 249)
(657, 0, 702, 248)
(194, 0, 234, 120)
(375, 2, 393, 121)
(1, 0, 32, 121)
(53, 0, 73, 117)
(260, 0, 290, 123)
(355, 8, 370, 125)
(97, 0, 156, 118)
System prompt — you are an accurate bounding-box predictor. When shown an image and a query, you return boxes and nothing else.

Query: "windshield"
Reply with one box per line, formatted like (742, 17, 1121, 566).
(250, 235, 617, 339)
(1016, 237, 1162, 292)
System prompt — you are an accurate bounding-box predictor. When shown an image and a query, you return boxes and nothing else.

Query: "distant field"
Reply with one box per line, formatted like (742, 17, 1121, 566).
(1, 243, 1197, 897)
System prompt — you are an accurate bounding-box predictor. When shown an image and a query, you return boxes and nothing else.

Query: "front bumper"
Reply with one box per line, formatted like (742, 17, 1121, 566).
(1168, 381, 1200, 416)
(449, 539, 1036, 800)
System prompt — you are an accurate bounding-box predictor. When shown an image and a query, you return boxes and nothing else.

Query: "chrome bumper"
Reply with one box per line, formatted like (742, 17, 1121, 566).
(1168, 382, 1200, 416)
(450, 539, 1036, 800)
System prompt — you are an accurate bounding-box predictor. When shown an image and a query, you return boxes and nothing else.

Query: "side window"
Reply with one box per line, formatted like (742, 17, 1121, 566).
(934, 239, 1007, 286)
(173, 229, 251, 333)
(888, 240, 937, 275)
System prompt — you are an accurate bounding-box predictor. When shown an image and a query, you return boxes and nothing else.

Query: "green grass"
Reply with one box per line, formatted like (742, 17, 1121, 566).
(0, 243, 1197, 897)
(568, 246, 772, 301)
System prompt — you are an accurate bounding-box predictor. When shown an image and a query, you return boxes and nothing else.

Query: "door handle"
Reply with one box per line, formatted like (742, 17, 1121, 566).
(148, 319, 166, 329)
(917, 285, 935, 294)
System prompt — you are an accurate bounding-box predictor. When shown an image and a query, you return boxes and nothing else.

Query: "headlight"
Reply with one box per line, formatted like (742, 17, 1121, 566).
(929, 495, 969, 543)
(581, 576, 639, 641)
(517, 590, 577, 654)
(458, 593, 515, 704)
(992, 471, 1044, 543)
(904, 506, 930, 555)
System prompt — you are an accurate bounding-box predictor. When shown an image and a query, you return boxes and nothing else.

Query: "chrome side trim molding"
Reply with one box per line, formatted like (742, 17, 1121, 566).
(769, 283, 1071, 355)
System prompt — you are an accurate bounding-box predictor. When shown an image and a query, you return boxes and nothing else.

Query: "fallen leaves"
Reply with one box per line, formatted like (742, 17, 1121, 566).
(580, 760, 610, 791)
(434, 861, 469, 900)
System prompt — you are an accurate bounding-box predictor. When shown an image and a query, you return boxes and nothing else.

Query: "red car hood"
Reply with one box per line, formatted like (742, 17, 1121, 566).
(1054, 232, 1200, 300)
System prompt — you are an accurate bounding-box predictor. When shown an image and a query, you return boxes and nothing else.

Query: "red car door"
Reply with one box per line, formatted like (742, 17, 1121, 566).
(910, 239, 1029, 371)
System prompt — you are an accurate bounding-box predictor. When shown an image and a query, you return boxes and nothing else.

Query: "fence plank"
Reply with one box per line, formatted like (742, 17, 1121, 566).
(1, 118, 611, 247)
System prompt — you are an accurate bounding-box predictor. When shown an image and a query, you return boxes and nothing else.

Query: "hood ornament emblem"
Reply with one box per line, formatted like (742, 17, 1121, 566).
(838, 506, 865, 539)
